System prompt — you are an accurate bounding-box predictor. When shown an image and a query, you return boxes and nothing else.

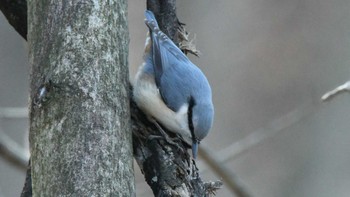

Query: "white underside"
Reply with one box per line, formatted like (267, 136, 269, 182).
(133, 63, 192, 145)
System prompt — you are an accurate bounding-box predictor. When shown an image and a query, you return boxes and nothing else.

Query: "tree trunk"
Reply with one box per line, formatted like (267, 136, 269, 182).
(27, 0, 134, 196)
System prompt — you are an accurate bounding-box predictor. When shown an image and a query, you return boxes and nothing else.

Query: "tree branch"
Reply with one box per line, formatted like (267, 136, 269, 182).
(200, 145, 252, 197)
(321, 81, 350, 101)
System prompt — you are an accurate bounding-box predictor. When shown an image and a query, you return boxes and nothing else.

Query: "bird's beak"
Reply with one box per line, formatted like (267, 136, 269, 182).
(192, 140, 199, 159)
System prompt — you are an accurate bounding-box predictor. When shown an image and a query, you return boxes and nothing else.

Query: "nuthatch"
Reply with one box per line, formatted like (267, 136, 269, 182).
(133, 10, 214, 159)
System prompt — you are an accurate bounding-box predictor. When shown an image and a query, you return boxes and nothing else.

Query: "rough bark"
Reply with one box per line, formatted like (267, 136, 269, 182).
(27, 0, 134, 196)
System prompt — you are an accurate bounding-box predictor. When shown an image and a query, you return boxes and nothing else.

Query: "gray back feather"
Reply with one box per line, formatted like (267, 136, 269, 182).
(144, 10, 212, 111)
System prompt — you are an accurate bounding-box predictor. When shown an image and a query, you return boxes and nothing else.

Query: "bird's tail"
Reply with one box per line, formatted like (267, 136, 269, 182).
(144, 10, 160, 33)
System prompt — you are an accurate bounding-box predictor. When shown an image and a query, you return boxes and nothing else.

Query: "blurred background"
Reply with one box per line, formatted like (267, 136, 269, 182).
(1, 0, 350, 196)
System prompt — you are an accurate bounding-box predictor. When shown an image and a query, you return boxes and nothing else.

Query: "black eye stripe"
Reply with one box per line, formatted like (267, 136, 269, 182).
(188, 96, 196, 140)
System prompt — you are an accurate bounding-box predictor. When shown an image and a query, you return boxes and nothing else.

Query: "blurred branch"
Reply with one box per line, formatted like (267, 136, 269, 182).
(220, 100, 311, 163)
(0, 128, 29, 170)
(198, 99, 314, 196)
(321, 81, 350, 101)
(199, 144, 253, 197)
(0, 107, 28, 119)
(0, 107, 29, 170)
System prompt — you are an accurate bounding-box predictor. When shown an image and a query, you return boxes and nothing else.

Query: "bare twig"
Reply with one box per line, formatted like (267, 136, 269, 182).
(321, 81, 350, 101)
(208, 100, 312, 164)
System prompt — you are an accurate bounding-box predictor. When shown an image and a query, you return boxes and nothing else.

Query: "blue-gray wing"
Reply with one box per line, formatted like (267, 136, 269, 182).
(159, 64, 212, 112)
(144, 10, 190, 88)
(144, 10, 211, 112)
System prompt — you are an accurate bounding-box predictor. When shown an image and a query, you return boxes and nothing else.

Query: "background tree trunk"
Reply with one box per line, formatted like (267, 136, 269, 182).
(27, 0, 134, 196)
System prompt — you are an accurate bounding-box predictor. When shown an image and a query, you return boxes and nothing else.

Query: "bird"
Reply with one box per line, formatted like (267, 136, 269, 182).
(133, 10, 214, 159)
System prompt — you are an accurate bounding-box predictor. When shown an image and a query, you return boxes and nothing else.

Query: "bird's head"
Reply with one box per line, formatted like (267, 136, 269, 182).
(188, 98, 214, 159)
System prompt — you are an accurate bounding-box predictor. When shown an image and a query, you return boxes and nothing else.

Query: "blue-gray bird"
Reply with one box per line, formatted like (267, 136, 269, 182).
(133, 10, 214, 159)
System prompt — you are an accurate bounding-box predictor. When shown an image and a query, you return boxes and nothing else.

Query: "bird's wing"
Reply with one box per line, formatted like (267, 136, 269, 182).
(145, 10, 190, 87)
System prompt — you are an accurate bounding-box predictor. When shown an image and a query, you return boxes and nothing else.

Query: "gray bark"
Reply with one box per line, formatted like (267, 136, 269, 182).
(28, 0, 134, 196)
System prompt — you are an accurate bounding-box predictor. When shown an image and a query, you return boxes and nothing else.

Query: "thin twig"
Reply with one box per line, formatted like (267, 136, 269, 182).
(203, 99, 313, 165)
(321, 81, 350, 101)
